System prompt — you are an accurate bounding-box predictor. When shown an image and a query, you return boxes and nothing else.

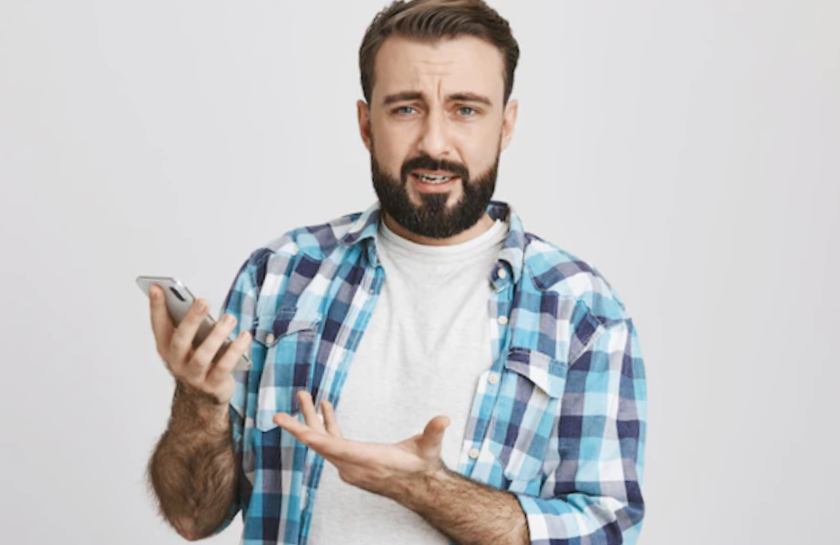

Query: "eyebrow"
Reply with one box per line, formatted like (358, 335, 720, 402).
(381, 91, 493, 107)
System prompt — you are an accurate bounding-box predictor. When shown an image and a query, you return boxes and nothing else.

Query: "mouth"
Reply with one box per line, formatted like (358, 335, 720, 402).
(410, 170, 461, 193)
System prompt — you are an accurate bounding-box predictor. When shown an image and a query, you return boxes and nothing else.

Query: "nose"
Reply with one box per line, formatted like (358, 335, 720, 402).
(417, 108, 452, 159)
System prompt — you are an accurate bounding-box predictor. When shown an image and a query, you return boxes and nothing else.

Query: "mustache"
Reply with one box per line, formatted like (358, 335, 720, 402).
(400, 155, 469, 182)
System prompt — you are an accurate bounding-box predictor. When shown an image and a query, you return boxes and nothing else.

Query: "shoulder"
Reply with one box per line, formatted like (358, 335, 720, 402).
(248, 210, 363, 264)
(521, 232, 631, 325)
(232, 211, 365, 294)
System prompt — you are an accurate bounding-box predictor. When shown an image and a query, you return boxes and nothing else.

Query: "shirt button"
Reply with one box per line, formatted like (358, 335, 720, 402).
(487, 373, 499, 385)
(497, 315, 509, 325)
(497, 268, 507, 279)
(265, 333, 275, 344)
(468, 448, 480, 459)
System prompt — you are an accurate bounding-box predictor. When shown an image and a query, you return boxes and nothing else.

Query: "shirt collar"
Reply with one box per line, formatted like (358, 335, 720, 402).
(488, 200, 526, 287)
(339, 200, 526, 286)
(338, 201, 381, 247)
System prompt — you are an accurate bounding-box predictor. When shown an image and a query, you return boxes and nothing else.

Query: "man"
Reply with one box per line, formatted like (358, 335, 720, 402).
(145, 1, 647, 544)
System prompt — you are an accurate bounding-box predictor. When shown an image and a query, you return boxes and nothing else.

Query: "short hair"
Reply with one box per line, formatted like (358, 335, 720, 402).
(359, 0, 520, 106)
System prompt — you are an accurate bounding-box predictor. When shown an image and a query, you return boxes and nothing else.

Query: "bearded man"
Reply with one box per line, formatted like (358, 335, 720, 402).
(145, 1, 647, 544)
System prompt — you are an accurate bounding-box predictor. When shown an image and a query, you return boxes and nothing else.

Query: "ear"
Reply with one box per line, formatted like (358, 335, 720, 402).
(500, 98, 519, 152)
(357, 99, 372, 153)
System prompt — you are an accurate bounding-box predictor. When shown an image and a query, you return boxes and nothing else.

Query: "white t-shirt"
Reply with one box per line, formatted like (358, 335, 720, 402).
(307, 218, 508, 544)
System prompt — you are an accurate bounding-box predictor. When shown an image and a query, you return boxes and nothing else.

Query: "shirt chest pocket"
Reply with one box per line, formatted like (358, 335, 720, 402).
(251, 307, 321, 432)
(484, 347, 566, 489)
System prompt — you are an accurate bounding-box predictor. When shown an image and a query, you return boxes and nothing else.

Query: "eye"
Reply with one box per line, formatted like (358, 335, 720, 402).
(394, 106, 417, 115)
(457, 106, 478, 117)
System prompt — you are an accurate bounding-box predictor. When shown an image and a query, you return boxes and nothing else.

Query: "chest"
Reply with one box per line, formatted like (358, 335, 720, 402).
(242, 255, 592, 522)
(255, 260, 572, 445)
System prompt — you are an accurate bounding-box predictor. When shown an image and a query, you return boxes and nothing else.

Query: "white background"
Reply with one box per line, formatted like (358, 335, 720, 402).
(1, 1, 838, 544)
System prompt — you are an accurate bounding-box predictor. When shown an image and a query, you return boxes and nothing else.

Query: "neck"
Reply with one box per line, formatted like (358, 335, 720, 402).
(383, 212, 495, 246)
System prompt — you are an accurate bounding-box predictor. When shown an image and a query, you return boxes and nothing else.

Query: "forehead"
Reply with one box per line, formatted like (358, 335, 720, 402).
(372, 35, 505, 104)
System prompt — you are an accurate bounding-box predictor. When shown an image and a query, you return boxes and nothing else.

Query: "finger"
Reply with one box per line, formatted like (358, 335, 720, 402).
(314, 437, 378, 465)
(417, 415, 450, 457)
(206, 329, 252, 382)
(272, 411, 352, 460)
(273, 412, 310, 436)
(149, 285, 174, 357)
(170, 298, 210, 370)
(321, 400, 343, 438)
(191, 313, 238, 379)
(298, 391, 326, 434)
(273, 412, 327, 450)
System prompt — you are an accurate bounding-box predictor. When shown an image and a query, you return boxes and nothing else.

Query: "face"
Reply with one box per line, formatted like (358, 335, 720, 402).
(358, 35, 518, 240)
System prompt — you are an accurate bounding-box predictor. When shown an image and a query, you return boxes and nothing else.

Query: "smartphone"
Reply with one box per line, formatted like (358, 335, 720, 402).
(136, 275, 251, 370)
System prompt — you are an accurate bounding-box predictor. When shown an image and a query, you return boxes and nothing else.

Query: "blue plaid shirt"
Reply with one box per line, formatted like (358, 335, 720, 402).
(211, 200, 646, 544)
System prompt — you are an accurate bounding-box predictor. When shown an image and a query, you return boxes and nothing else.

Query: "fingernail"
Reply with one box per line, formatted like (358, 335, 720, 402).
(196, 299, 207, 311)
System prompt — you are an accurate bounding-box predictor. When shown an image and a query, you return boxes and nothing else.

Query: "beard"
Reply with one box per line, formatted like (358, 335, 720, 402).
(370, 134, 500, 239)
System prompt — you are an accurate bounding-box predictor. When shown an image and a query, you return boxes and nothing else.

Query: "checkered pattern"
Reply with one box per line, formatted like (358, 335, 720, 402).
(209, 201, 646, 545)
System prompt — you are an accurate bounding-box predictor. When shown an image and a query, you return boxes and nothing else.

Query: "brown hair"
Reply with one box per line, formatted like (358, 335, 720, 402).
(359, 0, 520, 106)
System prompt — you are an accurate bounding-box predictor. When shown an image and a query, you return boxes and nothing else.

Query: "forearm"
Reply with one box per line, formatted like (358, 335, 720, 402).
(393, 465, 529, 545)
(146, 380, 238, 541)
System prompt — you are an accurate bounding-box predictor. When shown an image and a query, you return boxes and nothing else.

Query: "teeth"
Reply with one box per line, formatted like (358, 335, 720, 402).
(416, 173, 453, 184)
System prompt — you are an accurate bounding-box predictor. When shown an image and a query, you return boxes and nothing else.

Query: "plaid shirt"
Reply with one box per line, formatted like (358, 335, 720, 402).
(211, 200, 646, 545)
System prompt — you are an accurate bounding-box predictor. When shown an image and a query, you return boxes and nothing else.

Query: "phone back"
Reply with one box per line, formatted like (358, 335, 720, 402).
(136, 275, 250, 368)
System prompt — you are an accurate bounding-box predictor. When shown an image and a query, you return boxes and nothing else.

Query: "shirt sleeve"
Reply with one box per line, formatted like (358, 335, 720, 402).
(514, 318, 647, 545)
(211, 256, 260, 536)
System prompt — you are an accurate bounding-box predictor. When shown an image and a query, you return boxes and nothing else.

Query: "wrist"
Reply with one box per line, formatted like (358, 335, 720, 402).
(173, 380, 230, 430)
(391, 461, 453, 512)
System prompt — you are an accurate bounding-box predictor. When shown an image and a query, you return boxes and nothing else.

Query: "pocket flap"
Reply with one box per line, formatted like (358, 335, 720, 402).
(253, 307, 321, 348)
(504, 347, 567, 398)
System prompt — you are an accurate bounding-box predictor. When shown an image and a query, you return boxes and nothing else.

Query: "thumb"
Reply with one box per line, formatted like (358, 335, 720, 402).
(417, 415, 450, 457)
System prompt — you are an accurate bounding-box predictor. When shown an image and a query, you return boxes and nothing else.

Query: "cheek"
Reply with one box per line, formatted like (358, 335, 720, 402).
(462, 132, 502, 175)
(374, 150, 404, 180)
(373, 116, 419, 155)
(373, 139, 409, 177)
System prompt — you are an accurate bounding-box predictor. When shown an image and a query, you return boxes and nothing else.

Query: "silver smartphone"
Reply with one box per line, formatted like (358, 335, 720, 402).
(136, 275, 251, 371)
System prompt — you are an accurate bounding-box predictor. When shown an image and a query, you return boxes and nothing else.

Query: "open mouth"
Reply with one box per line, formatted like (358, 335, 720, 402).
(410, 170, 461, 192)
(414, 173, 454, 184)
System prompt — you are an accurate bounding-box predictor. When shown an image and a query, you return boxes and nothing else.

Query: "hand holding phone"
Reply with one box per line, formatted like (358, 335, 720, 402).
(139, 276, 251, 407)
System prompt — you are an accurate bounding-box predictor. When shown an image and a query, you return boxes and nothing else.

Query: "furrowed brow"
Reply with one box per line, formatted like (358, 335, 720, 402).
(381, 91, 494, 108)
(447, 92, 493, 107)
(382, 91, 424, 106)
